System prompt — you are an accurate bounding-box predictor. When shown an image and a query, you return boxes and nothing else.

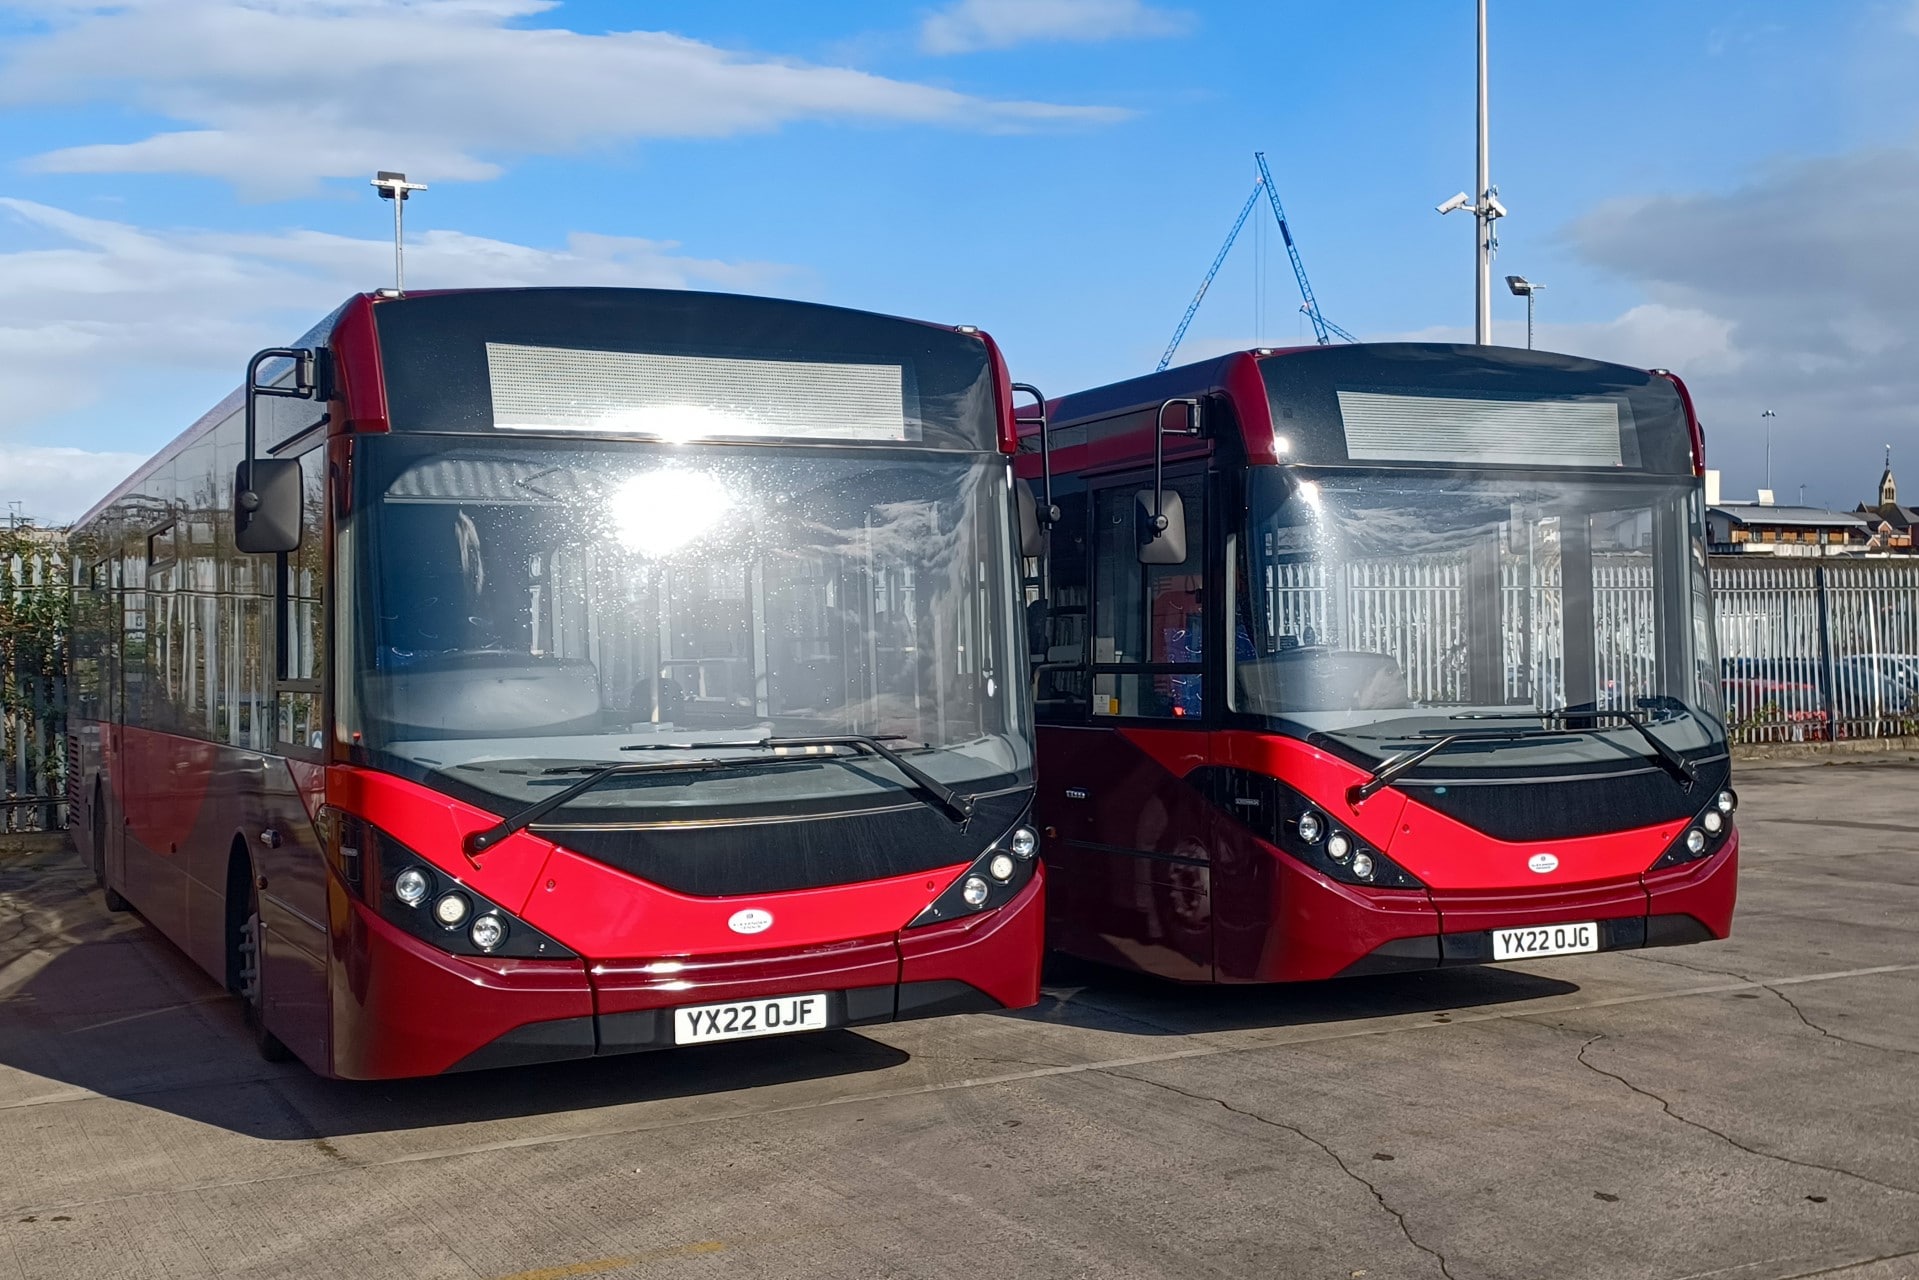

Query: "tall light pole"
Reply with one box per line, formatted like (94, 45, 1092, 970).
(1436, 0, 1506, 343)
(371, 170, 428, 295)
(1760, 408, 1776, 494)
(1505, 275, 1543, 348)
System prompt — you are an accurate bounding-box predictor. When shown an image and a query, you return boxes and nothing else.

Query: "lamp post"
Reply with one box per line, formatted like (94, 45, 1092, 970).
(370, 170, 428, 295)
(1435, 0, 1506, 343)
(1760, 409, 1776, 494)
(1504, 275, 1542, 348)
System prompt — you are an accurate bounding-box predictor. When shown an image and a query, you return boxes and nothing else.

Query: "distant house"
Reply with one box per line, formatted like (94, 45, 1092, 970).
(1854, 454, 1917, 552)
(1706, 498, 1870, 557)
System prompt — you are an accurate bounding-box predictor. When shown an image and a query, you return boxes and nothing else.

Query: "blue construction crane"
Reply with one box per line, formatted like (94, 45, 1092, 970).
(1156, 151, 1354, 371)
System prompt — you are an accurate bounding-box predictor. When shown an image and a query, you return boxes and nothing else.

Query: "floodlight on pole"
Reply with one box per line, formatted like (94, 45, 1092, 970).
(371, 170, 427, 296)
(1505, 274, 1542, 348)
(1760, 409, 1777, 493)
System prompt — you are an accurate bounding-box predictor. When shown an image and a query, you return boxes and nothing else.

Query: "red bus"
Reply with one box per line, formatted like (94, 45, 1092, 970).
(68, 287, 1042, 1078)
(1019, 343, 1736, 983)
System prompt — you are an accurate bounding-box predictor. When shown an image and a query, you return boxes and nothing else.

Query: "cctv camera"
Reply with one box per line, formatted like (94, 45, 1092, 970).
(1435, 192, 1471, 214)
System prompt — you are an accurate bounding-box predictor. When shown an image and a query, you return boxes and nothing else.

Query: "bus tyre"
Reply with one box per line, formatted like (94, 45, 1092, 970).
(237, 880, 294, 1063)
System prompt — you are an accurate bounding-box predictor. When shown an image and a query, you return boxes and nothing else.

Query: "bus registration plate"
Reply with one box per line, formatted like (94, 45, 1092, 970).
(1492, 921, 1599, 961)
(674, 993, 830, 1045)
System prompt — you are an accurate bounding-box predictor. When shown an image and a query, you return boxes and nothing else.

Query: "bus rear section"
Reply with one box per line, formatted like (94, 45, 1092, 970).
(68, 287, 1042, 1079)
(1020, 342, 1736, 983)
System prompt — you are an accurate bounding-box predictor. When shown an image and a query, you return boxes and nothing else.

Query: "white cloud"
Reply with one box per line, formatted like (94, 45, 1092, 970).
(0, 445, 149, 525)
(0, 0, 1128, 195)
(0, 197, 801, 519)
(1564, 142, 1919, 505)
(920, 0, 1190, 55)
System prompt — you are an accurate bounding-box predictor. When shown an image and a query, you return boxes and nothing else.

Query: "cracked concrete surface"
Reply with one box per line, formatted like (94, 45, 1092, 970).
(0, 758, 1915, 1280)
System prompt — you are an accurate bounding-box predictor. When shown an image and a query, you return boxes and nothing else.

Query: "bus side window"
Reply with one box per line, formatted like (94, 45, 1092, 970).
(1091, 475, 1205, 720)
(1035, 488, 1089, 721)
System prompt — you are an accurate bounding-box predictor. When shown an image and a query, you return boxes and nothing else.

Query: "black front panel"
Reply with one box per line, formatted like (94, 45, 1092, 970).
(1395, 754, 1731, 843)
(540, 788, 1031, 896)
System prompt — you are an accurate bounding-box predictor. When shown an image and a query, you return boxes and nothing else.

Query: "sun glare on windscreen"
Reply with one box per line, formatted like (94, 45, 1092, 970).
(611, 469, 734, 557)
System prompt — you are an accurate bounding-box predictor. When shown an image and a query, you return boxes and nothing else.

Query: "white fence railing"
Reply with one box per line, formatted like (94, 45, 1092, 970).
(1258, 556, 1919, 745)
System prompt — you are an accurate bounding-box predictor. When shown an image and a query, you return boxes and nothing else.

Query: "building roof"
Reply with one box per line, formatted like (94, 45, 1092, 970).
(1709, 504, 1869, 530)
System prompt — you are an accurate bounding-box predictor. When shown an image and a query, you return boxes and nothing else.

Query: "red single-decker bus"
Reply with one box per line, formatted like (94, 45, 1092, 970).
(69, 287, 1042, 1077)
(1018, 342, 1736, 982)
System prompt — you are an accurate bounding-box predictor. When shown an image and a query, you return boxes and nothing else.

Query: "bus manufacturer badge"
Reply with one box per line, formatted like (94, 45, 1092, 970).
(728, 908, 774, 935)
(1528, 853, 1559, 875)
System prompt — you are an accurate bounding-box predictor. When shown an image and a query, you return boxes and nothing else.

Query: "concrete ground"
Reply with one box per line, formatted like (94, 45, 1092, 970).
(2, 759, 1915, 1280)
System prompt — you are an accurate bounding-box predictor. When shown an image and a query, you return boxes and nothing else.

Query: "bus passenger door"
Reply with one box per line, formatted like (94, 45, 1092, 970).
(1045, 472, 1215, 981)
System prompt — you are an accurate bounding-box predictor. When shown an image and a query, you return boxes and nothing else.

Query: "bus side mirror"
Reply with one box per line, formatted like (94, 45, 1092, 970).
(234, 345, 320, 555)
(235, 459, 303, 554)
(1015, 481, 1046, 557)
(1136, 489, 1187, 565)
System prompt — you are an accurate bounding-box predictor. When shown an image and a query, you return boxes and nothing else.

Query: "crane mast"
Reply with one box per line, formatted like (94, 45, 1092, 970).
(1156, 151, 1354, 371)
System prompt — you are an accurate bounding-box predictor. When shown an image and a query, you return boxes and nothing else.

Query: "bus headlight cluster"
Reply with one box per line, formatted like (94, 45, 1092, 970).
(1650, 786, 1738, 871)
(360, 816, 573, 960)
(1283, 807, 1421, 889)
(908, 817, 1042, 927)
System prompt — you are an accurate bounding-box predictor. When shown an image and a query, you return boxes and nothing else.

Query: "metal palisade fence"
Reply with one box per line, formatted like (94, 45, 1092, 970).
(1714, 557, 1919, 744)
(1, 530, 68, 832)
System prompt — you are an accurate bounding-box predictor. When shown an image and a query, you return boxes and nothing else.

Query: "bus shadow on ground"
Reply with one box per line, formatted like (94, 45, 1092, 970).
(1013, 952, 1580, 1037)
(0, 868, 911, 1142)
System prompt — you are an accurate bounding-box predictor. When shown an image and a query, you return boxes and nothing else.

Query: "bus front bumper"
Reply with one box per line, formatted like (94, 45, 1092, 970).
(1330, 840, 1739, 979)
(332, 869, 1043, 1078)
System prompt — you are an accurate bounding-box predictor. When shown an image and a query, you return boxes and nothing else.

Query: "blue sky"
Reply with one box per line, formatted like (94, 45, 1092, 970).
(3, 0, 1917, 519)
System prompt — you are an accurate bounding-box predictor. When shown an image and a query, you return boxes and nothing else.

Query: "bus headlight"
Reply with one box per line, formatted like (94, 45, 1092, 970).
(469, 915, 507, 952)
(1350, 853, 1375, 881)
(961, 876, 990, 907)
(394, 867, 431, 907)
(1297, 812, 1324, 844)
(433, 892, 472, 929)
(1716, 790, 1736, 814)
(987, 853, 1016, 882)
(1685, 829, 1707, 855)
(1009, 827, 1039, 859)
(1326, 832, 1351, 861)
(1702, 810, 1724, 835)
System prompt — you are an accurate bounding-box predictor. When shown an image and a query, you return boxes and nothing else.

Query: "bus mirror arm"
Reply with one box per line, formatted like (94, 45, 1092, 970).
(1151, 397, 1203, 532)
(1010, 383, 1060, 527)
(235, 347, 321, 555)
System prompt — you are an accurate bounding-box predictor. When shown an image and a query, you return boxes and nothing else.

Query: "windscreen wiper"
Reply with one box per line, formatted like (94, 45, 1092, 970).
(1451, 706, 1698, 790)
(1347, 728, 1557, 806)
(764, 735, 975, 825)
(461, 757, 800, 858)
(621, 734, 976, 825)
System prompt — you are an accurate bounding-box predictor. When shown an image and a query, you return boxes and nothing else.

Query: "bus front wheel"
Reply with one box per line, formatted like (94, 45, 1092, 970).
(231, 857, 293, 1064)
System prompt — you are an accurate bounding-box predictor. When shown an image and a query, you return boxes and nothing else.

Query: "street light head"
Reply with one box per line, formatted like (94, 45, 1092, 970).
(371, 170, 427, 201)
(1435, 192, 1471, 215)
(1505, 275, 1531, 296)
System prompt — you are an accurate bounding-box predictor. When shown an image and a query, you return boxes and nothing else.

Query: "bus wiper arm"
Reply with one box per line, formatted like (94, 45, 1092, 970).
(1453, 708, 1697, 789)
(463, 759, 735, 858)
(764, 735, 975, 825)
(1347, 729, 1550, 806)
